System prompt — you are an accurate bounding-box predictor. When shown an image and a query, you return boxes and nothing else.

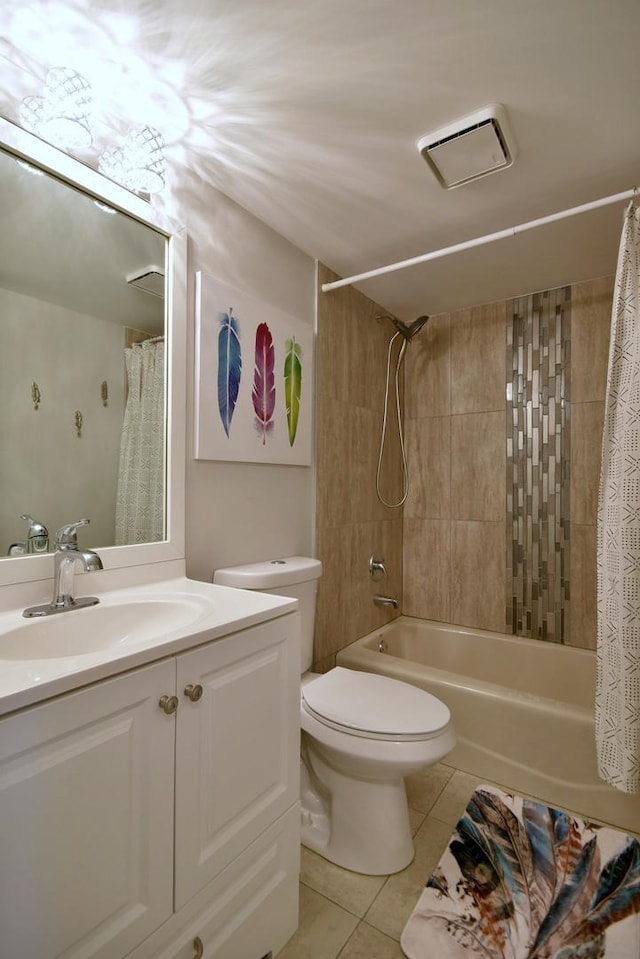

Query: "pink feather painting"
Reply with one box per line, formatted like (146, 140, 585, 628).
(252, 322, 276, 444)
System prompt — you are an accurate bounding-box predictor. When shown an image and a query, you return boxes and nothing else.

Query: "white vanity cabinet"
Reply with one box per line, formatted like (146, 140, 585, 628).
(0, 611, 300, 959)
(0, 658, 176, 959)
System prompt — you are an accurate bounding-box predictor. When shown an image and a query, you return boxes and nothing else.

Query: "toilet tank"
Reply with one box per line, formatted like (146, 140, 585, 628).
(213, 557, 322, 673)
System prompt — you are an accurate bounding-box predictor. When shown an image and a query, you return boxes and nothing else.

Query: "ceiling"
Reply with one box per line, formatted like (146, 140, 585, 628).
(0, 0, 639, 320)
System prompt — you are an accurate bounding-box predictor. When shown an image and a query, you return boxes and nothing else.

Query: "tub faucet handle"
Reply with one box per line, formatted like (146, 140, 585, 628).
(369, 555, 387, 581)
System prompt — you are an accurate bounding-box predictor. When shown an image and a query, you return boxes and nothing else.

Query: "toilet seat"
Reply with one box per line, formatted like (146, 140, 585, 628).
(301, 667, 450, 742)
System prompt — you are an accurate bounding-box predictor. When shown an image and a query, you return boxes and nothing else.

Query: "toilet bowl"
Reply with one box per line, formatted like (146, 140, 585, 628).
(213, 557, 456, 875)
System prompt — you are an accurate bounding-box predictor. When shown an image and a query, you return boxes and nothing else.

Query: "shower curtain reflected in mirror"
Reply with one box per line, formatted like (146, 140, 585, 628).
(596, 202, 640, 794)
(115, 337, 165, 545)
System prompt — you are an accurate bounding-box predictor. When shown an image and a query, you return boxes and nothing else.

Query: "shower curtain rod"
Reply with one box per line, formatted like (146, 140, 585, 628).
(321, 188, 637, 294)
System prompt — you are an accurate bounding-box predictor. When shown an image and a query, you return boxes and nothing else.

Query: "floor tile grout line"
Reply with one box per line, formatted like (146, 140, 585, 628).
(335, 919, 404, 958)
(298, 878, 390, 923)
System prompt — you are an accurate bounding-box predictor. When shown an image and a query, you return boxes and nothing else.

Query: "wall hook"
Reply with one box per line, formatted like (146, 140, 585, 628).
(101, 381, 108, 406)
(74, 410, 83, 438)
(32, 381, 41, 410)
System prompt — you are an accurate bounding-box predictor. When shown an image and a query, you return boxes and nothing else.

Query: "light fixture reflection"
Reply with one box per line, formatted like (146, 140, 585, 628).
(99, 125, 166, 194)
(19, 67, 93, 149)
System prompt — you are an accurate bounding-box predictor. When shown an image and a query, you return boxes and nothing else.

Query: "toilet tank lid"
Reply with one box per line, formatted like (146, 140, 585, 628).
(214, 556, 322, 588)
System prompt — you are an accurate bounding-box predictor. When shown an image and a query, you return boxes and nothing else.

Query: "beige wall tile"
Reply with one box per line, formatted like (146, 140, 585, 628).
(316, 264, 405, 662)
(451, 411, 506, 522)
(571, 276, 614, 404)
(405, 312, 450, 419)
(315, 519, 403, 664)
(315, 524, 358, 663)
(404, 416, 450, 520)
(317, 264, 609, 657)
(569, 523, 597, 650)
(352, 520, 403, 638)
(372, 407, 405, 518)
(451, 300, 506, 414)
(318, 265, 391, 413)
(316, 396, 353, 529)
(571, 401, 604, 526)
(317, 401, 401, 529)
(402, 519, 451, 621)
(313, 653, 337, 674)
(451, 521, 506, 632)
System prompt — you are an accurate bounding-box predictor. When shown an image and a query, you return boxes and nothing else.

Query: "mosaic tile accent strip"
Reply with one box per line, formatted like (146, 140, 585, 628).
(506, 287, 571, 642)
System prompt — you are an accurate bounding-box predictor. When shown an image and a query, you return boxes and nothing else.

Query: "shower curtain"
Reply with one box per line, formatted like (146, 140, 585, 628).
(596, 202, 640, 793)
(115, 338, 165, 545)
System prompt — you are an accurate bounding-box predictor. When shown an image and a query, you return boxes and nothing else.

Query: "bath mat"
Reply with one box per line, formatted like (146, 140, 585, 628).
(401, 785, 640, 959)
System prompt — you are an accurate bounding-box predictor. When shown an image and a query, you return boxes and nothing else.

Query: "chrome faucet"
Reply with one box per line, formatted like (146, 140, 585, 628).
(23, 519, 103, 618)
(373, 595, 399, 609)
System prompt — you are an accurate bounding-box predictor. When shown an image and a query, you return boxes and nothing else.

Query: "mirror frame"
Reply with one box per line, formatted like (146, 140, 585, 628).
(0, 116, 186, 588)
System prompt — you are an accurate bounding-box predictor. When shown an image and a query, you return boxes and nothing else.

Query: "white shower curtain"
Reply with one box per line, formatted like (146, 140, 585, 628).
(596, 202, 640, 793)
(115, 338, 165, 545)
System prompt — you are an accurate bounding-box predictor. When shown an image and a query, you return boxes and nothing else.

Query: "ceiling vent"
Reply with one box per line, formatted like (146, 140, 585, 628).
(417, 103, 517, 190)
(126, 265, 165, 298)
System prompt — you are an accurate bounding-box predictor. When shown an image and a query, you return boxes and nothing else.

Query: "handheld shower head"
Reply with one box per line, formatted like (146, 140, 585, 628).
(391, 315, 429, 341)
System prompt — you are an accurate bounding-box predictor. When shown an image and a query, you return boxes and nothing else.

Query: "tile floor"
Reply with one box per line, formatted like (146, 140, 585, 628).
(278, 761, 640, 958)
(278, 761, 485, 959)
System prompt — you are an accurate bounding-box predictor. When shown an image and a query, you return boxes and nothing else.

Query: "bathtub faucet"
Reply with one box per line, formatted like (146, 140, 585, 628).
(373, 595, 399, 609)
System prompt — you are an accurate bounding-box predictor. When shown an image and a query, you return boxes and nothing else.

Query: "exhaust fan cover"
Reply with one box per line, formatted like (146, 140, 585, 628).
(126, 265, 165, 298)
(417, 103, 517, 189)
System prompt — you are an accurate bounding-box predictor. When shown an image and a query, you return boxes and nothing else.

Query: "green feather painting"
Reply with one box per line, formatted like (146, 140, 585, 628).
(284, 337, 302, 446)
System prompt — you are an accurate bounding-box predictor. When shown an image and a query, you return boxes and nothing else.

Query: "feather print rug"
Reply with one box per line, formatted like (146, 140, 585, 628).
(401, 786, 640, 959)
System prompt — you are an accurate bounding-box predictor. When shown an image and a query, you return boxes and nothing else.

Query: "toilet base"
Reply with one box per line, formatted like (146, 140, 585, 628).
(300, 746, 415, 875)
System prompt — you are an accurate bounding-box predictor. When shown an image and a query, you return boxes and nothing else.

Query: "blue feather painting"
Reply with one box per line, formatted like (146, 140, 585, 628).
(401, 786, 640, 959)
(217, 308, 242, 437)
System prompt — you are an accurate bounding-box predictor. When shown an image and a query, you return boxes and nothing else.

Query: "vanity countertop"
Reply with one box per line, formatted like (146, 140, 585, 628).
(0, 577, 297, 717)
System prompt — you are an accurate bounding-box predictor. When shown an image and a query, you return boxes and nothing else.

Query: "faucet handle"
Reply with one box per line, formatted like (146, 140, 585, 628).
(55, 519, 90, 546)
(369, 555, 388, 581)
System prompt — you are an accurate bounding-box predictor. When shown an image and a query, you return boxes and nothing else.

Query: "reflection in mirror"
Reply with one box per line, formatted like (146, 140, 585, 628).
(0, 146, 167, 555)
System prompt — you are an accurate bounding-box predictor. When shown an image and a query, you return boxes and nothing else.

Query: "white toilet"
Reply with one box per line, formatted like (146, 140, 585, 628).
(213, 556, 456, 875)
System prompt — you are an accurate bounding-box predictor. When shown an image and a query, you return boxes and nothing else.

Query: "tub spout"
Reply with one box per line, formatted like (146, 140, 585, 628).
(373, 595, 399, 609)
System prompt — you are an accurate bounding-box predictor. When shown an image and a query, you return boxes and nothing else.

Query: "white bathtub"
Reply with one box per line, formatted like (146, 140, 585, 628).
(336, 616, 640, 835)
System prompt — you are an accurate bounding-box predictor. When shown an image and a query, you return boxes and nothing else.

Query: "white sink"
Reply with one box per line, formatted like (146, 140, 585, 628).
(0, 576, 297, 718)
(0, 596, 213, 660)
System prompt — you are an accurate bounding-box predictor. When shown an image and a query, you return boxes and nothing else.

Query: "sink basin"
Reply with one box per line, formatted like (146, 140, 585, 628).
(0, 597, 212, 660)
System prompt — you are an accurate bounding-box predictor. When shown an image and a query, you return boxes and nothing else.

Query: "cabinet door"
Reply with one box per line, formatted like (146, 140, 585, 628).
(0, 660, 175, 959)
(126, 804, 300, 959)
(174, 613, 300, 907)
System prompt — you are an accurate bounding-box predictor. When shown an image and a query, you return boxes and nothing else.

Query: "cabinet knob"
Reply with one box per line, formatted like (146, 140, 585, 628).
(159, 694, 179, 715)
(184, 683, 204, 702)
(192, 936, 204, 958)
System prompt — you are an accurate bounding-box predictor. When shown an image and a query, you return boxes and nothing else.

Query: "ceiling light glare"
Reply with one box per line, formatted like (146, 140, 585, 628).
(99, 125, 166, 195)
(19, 67, 93, 150)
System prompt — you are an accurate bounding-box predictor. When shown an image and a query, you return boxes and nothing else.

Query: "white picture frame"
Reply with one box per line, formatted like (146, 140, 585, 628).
(194, 272, 312, 465)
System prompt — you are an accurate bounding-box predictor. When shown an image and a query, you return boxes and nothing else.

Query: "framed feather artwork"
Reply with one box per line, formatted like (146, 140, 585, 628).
(194, 272, 313, 465)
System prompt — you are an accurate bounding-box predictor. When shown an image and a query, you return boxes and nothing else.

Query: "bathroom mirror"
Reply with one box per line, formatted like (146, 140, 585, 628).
(0, 117, 186, 588)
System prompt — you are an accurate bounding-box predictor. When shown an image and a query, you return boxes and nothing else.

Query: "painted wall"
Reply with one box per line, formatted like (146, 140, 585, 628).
(0, 286, 125, 553)
(162, 168, 316, 583)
